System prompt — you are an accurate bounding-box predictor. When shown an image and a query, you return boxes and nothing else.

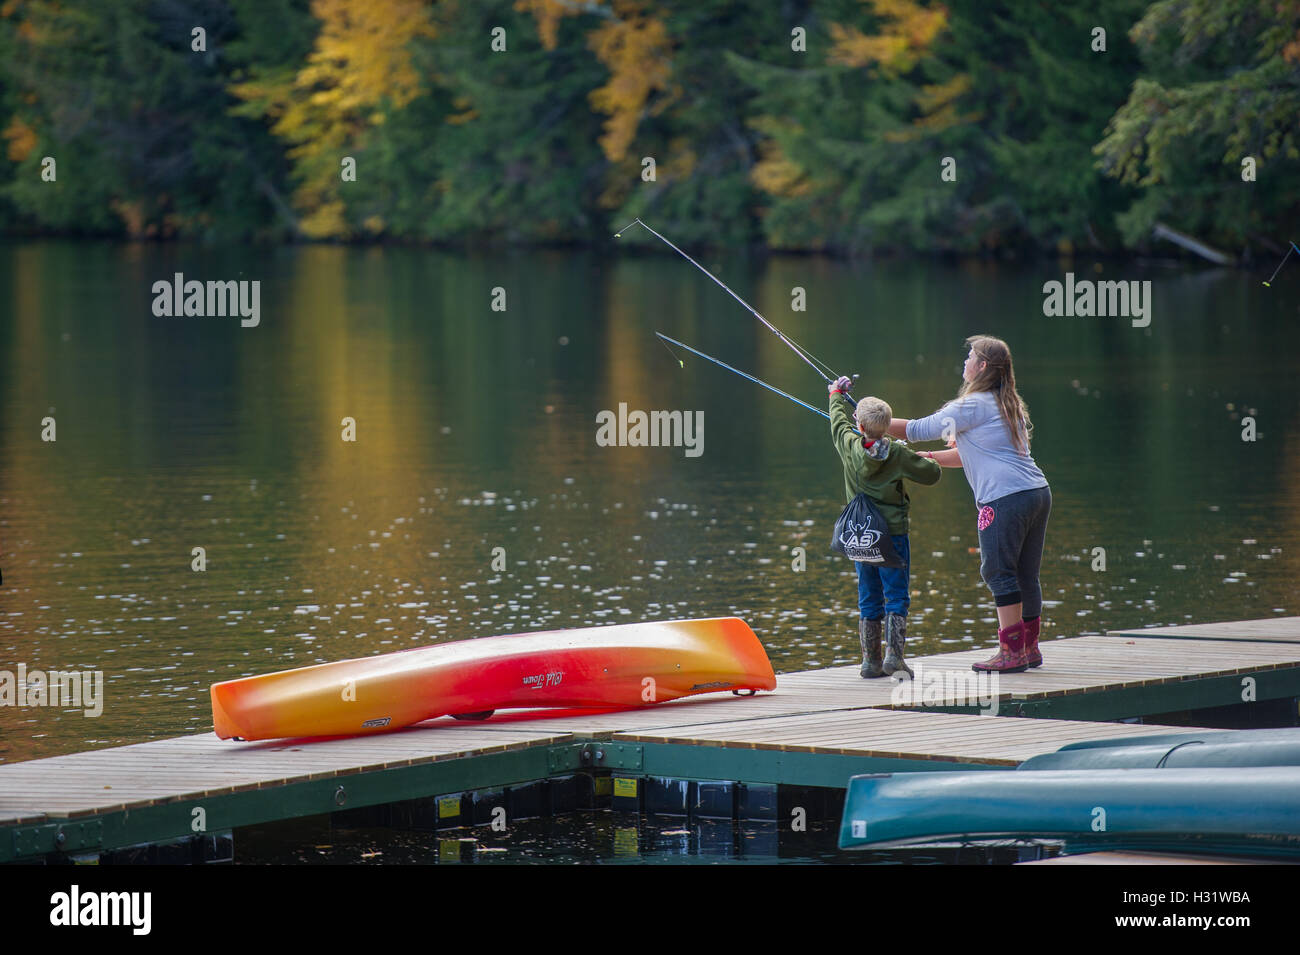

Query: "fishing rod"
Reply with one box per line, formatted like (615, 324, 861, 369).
(1262, 241, 1300, 287)
(615, 217, 858, 406)
(657, 333, 862, 435)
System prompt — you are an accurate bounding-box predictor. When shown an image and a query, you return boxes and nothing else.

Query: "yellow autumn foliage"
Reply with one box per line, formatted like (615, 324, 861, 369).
(915, 72, 969, 113)
(445, 95, 478, 126)
(587, 13, 673, 162)
(885, 74, 980, 140)
(829, 0, 948, 75)
(515, 0, 601, 51)
(750, 140, 812, 198)
(3, 115, 38, 161)
(109, 198, 147, 237)
(516, 2, 675, 166)
(828, 0, 974, 141)
(1285, 29, 1300, 63)
(230, 0, 435, 238)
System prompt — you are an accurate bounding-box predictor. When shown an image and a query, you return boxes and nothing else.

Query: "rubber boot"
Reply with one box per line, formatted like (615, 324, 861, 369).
(1023, 617, 1042, 669)
(882, 612, 913, 678)
(972, 621, 1028, 673)
(859, 618, 883, 678)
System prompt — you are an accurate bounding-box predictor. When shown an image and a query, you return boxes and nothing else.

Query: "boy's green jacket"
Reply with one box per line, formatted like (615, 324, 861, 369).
(830, 393, 941, 535)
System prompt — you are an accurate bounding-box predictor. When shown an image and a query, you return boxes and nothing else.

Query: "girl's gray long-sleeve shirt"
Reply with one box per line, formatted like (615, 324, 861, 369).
(905, 390, 1048, 506)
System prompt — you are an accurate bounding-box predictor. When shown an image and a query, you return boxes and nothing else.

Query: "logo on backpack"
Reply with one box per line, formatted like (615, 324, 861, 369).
(840, 519, 881, 558)
(831, 493, 905, 568)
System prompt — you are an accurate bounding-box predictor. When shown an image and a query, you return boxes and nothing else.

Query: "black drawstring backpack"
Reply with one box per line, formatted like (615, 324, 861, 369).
(831, 492, 905, 568)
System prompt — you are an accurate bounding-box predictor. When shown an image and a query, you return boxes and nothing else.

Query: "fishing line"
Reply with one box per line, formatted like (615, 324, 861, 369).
(1262, 241, 1300, 287)
(616, 218, 842, 384)
(656, 332, 861, 434)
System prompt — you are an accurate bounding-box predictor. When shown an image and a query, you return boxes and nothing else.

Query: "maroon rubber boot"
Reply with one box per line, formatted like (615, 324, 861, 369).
(1023, 617, 1042, 669)
(972, 621, 1028, 673)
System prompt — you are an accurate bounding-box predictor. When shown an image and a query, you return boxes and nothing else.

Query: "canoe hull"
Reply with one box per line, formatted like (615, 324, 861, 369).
(838, 767, 1300, 855)
(211, 617, 775, 741)
(1019, 727, 1300, 771)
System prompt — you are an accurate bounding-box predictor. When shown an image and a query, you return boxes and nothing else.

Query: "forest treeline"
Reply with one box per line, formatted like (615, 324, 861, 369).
(1, 0, 1296, 257)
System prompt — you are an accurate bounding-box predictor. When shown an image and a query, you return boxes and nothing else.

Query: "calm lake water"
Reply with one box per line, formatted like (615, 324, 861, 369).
(1, 240, 1296, 767)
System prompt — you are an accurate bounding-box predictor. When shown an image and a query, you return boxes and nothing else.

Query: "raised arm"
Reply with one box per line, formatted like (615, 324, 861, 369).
(886, 418, 909, 439)
(828, 377, 861, 459)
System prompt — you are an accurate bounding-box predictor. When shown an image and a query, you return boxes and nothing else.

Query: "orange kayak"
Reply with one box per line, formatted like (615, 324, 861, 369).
(211, 617, 776, 741)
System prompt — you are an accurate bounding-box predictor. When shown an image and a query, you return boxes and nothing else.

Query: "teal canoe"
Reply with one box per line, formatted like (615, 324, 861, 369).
(1043, 725, 1300, 752)
(838, 766, 1300, 857)
(1018, 726, 1300, 771)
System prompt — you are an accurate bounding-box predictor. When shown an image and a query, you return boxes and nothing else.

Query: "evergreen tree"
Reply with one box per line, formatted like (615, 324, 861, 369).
(1095, 0, 1300, 254)
(0, 0, 315, 239)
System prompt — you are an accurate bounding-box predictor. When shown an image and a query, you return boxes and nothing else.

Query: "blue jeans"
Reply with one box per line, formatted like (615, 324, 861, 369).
(856, 534, 910, 619)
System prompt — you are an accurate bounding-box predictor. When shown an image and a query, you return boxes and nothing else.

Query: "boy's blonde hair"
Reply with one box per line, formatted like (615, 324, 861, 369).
(855, 396, 891, 440)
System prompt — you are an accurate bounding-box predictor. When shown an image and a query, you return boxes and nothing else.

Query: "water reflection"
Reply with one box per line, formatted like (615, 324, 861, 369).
(235, 813, 1044, 865)
(1, 242, 1296, 761)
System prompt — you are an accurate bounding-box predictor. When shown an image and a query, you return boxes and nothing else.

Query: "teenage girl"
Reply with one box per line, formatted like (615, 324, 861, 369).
(885, 335, 1050, 671)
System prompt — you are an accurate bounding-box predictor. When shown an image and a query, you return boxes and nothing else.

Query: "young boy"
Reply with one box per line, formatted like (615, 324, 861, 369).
(829, 377, 941, 678)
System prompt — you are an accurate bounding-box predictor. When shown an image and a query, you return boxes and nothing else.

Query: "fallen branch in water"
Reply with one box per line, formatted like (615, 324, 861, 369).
(1152, 222, 1233, 265)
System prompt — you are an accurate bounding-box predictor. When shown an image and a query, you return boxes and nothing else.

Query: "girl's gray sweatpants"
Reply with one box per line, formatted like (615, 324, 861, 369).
(976, 485, 1052, 618)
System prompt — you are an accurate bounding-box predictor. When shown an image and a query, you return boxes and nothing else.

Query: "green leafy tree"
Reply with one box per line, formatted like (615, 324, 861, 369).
(0, 0, 314, 239)
(1095, 0, 1300, 251)
(735, 0, 1147, 254)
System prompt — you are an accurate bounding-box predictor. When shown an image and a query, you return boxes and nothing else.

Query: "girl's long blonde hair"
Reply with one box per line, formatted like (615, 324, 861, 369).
(958, 335, 1032, 453)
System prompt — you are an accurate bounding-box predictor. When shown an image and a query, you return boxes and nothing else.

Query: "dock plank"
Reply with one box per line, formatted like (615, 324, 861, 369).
(1106, 616, 1300, 643)
(615, 709, 1206, 765)
(0, 727, 573, 823)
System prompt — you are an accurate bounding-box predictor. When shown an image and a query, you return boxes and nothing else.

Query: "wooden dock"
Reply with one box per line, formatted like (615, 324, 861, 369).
(2, 617, 1298, 862)
(1107, 617, 1300, 643)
